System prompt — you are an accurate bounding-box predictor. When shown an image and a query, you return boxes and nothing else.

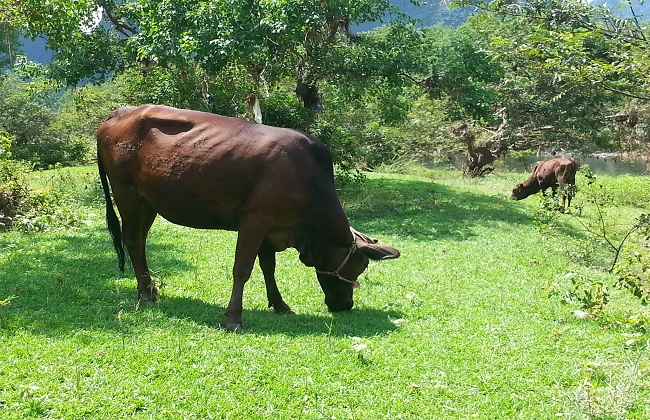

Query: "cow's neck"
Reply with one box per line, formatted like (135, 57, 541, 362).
(291, 222, 353, 268)
(519, 178, 541, 197)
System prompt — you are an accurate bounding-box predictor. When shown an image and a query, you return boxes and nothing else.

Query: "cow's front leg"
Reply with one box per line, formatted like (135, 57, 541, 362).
(222, 228, 265, 331)
(258, 242, 294, 315)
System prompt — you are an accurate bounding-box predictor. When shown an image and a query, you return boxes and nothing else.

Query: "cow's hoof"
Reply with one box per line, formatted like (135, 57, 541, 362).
(271, 302, 295, 315)
(275, 308, 296, 315)
(138, 289, 159, 303)
(220, 319, 245, 332)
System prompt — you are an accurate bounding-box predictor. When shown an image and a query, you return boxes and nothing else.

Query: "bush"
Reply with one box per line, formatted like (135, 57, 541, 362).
(11, 134, 90, 168)
(262, 89, 313, 131)
(0, 73, 92, 168)
(0, 161, 83, 231)
(0, 160, 34, 229)
(0, 131, 12, 159)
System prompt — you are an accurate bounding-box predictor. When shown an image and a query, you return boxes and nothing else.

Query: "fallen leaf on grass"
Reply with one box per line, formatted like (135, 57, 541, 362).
(572, 310, 594, 320)
(352, 342, 367, 352)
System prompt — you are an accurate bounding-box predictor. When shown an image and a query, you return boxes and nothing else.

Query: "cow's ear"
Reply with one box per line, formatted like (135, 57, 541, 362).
(356, 237, 400, 260)
(359, 243, 400, 260)
(350, 227, 378, 244)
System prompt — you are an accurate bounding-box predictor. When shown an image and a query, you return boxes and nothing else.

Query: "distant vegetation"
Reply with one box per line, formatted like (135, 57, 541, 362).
(0, 0, 649, 217)
(1, 1, 649, 169)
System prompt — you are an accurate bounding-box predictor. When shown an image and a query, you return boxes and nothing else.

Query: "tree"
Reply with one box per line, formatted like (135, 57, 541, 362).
(9, 0, 415, 117)
(447, 1, 649, 151)
(453, 0, 650, 101)
(0, 0, 22, 68)
(419, 22, 502, 123)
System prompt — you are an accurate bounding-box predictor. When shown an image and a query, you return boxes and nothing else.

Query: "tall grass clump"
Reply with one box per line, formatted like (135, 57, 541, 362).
(0, 162, 95, 231)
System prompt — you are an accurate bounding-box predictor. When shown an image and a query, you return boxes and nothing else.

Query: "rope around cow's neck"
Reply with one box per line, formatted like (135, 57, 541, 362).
(315, 242, 361, 288)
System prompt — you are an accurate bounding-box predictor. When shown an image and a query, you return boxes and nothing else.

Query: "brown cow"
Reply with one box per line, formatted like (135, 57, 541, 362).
(511, 157, 578, 207)
(96, 105, 400, 331)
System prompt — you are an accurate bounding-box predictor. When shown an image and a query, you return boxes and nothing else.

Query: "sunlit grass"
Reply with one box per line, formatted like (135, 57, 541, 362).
(0, 164, 648, 418)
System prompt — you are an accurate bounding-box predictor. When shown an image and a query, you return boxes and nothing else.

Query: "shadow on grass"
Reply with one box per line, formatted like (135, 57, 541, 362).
(0, 226, 187, 334)
(158, 295, 402, 337)
(2, 175, 577, 337)
(0, 224, 399, 337)
(341, 177, 537, 240)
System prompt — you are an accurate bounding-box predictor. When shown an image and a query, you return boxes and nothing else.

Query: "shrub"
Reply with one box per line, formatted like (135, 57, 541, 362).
(0, 160, 34, 229)
(262, 89, 313, 131)
(0, 73, 92, 168)
(11, 134, 91, 168)
(0, 161, 83, 231)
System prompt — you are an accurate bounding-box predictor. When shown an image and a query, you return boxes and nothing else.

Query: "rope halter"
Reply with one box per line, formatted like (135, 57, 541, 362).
(315, 242, 361, 288)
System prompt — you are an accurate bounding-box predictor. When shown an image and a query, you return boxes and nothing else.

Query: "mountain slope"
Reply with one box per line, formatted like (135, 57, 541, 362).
(590, 0, 650, 20)
(355, 0, 474, 31)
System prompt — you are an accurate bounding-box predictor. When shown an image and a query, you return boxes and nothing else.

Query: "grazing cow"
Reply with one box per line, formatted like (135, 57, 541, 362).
(97, 105, 400, 331)
(511, 157, 578, 207)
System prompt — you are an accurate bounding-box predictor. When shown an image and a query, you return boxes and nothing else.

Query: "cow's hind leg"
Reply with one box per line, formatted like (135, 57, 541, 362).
(560, 182, 576, 208)
(114, 189, 158, 302)
(258, 242, 294, 315)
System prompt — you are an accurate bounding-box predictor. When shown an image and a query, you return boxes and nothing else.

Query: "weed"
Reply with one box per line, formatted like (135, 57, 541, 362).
(550, 272, 609, 316)
(550, 169, 650, 315)
(572, 356, 646, 419)
(614, 244, 650, 306)
(533, 195, 562, 232)
(0, 162, 91, 232)
(0, 295, 16, 307)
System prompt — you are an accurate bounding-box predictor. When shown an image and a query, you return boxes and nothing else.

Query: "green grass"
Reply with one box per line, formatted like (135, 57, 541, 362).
(1, 164, 649, 419)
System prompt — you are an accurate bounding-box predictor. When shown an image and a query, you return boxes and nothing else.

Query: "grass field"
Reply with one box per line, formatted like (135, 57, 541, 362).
(1, 164, 649, 419)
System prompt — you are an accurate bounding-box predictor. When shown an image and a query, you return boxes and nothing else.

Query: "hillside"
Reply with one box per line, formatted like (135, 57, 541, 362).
(355, 0, 474, 31)
(20, 36, 53, 64)
(590, 0, 650, 20)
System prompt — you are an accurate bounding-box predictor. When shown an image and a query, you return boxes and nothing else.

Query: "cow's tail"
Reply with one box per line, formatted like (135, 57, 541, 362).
(97, 154, 126, 272)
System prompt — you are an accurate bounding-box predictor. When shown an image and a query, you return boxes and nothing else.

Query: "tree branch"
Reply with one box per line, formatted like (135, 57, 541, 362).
(599, 83, 650, 101)
(99, 0, 138, 38)
(460, 1, 648, 46)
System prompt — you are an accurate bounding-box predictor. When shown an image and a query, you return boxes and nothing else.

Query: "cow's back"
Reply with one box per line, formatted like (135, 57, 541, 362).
(97, 105, 341, 230)
(532, 157, 577, 187)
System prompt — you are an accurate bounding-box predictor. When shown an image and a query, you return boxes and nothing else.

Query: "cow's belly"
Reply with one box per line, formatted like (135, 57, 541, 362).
(126, 141, 307, 233)
(133, 172, 244, 230)
(144, 189, 295, 252)
(143, 189, 242, 230)
(156, 207, 239, 230)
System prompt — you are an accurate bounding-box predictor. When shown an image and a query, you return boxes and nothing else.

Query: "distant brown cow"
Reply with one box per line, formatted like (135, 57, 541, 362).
(96, 105, 400, 331)
(511, 157, 578, 207)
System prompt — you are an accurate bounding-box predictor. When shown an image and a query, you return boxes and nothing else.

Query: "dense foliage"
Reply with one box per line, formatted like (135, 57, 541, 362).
(0, 1, 649, 168)
(0, 73, 91, 167)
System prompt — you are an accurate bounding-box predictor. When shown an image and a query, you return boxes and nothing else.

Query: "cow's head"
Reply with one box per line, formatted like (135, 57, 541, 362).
(511, 184, 525, 200)
(315, 229, 400, 312)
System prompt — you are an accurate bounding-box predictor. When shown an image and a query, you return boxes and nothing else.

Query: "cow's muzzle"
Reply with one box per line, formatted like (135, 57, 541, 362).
(326, 298, 354, 312)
